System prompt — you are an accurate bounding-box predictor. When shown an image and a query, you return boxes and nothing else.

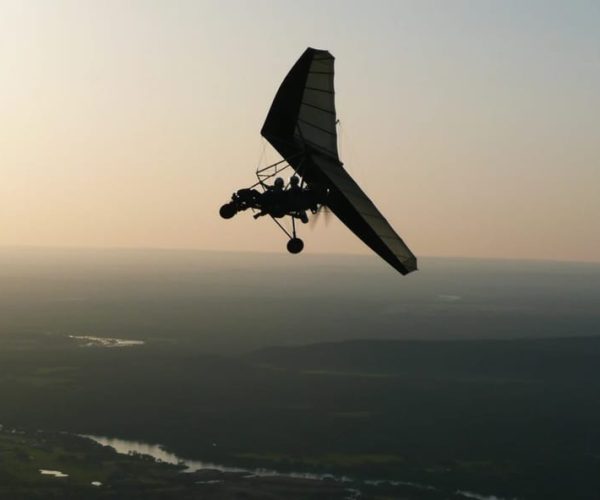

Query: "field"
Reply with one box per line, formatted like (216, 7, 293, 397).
(1, 331, 600, 499)
(1, 249, 599, 499)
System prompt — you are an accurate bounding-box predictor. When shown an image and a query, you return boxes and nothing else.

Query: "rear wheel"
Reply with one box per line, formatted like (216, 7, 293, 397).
(219, 203, 237, 219)
(287, 238, 304, 254)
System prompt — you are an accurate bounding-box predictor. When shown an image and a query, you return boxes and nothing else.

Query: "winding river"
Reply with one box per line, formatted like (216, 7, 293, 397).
(82, 435, 514, 500)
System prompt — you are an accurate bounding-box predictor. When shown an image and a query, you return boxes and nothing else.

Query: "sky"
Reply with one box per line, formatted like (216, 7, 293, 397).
(1, 0, 599, 262)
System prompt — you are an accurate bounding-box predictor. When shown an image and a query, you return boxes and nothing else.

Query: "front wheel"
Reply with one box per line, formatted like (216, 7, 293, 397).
(219, 203, 237, 219)
(287, 238, 304, 254)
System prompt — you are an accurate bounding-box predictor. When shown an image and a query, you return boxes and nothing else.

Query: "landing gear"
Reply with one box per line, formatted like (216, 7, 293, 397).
(285, 216, 304, 254)
(219, 203, 237, 219)
(220, 176, 313, 254)
(287, 238, 304, 254)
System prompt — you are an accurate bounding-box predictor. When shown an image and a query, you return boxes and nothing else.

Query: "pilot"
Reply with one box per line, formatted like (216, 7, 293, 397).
(266, 176, 285, 204)
(255, 177, 285, 219)
(271, 177, 285, 192)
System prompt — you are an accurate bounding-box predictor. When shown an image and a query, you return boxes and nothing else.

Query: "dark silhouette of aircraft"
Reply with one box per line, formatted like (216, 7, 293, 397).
(220, 48, 417, 275)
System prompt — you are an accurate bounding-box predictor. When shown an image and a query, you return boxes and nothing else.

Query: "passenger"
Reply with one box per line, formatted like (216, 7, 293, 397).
(287, 175, 309, 223)
(288, 175, 301, 193)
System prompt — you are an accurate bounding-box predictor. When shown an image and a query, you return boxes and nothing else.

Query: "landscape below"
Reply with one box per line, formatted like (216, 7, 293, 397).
(0, 249, 599, 499)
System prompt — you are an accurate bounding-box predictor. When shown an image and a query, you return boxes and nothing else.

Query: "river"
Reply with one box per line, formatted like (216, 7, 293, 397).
(81, 435, 513, 500)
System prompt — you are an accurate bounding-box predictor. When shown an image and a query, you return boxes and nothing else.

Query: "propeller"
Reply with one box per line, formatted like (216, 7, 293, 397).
(310, 204, 331, 228)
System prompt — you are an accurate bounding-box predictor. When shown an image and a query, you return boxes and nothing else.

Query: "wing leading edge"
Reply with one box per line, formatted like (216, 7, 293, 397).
(261, 48, 417, 275)
(312, 155, 417, 275)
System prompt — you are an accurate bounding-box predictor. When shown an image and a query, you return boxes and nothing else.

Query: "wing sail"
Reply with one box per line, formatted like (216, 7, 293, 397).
(261, 48, 417, 275)
(313, 155, 417, 275)
(261, 48, 338, 162)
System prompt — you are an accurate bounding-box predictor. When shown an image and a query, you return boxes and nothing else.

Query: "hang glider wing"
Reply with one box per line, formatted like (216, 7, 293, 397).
(261, 48, 417, 275)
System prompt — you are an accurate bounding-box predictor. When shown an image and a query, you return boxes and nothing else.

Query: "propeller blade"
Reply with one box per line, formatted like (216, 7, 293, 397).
(324, 205, 331, 227)
(309, 205, 330, 228)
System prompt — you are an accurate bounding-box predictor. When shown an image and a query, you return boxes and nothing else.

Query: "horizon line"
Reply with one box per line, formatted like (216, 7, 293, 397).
(1, 244, 599, 266)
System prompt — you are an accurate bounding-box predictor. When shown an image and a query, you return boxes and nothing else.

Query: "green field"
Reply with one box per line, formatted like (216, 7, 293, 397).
(1, 250, 599, 498)
(1, 332, 600, 499)
(0, 428, 194, 499)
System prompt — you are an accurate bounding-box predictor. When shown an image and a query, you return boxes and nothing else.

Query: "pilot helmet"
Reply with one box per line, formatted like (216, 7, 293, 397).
(289, 175, 300, 186)
(274, 177, 284, 188)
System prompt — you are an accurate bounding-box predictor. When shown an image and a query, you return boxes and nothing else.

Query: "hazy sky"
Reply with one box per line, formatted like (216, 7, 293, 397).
(2, 0, 599, 262)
